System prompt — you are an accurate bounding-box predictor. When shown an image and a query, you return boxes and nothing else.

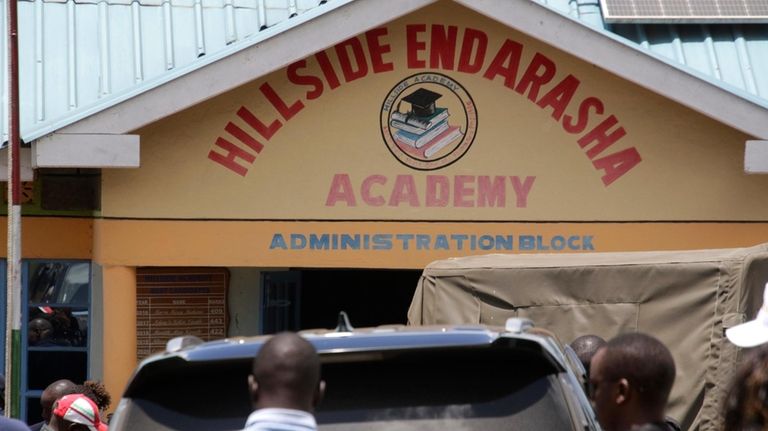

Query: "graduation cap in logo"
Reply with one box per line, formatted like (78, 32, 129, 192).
(402, 88, 442, 118)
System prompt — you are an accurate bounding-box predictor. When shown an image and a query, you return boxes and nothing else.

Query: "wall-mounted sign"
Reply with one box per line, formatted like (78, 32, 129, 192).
(208, 24, 639, 187)
(136, 268, 228, 360)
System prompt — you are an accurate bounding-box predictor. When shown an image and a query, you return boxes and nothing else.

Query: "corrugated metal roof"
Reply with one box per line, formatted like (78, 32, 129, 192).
(539, 0, 768, 103)
(3, 0, 768, 143)
(2, 0, 341, 142)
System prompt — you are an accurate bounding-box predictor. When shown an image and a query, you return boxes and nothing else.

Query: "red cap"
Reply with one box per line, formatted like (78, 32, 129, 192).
(53, 394, 105, 431)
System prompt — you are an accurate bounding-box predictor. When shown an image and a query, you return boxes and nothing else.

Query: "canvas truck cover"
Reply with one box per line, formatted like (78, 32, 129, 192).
(407, 243, 768, 431)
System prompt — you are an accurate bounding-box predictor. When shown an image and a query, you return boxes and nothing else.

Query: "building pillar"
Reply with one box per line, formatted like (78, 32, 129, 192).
(101, 265, 136, 407)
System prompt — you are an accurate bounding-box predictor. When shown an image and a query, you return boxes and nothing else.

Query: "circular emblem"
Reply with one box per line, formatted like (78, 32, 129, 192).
(380, 73, 478, 170)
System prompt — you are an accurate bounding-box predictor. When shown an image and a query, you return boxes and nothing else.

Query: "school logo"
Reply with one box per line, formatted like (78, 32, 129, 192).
(380, 73, 478, 170)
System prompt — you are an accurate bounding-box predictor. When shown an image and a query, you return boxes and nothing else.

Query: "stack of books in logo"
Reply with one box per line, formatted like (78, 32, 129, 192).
(390, 88, 463, 159)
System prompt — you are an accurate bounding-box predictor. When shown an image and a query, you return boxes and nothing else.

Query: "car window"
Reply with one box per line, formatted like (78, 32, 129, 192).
(316, 347, 573, 430)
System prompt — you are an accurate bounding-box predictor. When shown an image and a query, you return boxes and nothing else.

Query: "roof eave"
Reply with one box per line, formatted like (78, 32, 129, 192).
(35, 0, 768, 142)
(31, 0, 438, 141)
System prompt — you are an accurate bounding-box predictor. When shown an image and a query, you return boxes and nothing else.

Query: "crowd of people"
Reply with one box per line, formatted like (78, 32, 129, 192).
(0, 379, 110, 431)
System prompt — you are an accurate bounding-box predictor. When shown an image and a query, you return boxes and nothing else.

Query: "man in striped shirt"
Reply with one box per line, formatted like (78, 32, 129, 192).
(244, 332, 326, 431)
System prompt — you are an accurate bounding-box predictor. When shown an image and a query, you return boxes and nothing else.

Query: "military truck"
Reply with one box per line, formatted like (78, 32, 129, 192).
(408, 243, 768, 430)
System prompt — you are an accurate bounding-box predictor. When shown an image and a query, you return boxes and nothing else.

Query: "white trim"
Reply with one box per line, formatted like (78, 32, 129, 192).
(745, 140, 768, 173)
(33, 134, 140, 168)
(454, 0, 768, 139)
(55, 0, 437, 137)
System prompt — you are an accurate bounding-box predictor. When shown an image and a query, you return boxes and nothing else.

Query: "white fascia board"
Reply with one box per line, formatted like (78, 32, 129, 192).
(745, 140, 768, 174)
(454, 0, 768, 140)
(32, 134, 140, 168)
(53, 0, 437, 138)
(0, 148, 34, 181)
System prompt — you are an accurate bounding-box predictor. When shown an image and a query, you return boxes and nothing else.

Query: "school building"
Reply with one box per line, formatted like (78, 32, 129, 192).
(2, 0, 768, 423)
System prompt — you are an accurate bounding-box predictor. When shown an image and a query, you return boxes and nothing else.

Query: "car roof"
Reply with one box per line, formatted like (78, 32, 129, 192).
(137, 320, 569, 372)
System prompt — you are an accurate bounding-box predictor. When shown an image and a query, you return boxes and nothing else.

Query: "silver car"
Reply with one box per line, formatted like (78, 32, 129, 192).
(109, 317, 599, 431)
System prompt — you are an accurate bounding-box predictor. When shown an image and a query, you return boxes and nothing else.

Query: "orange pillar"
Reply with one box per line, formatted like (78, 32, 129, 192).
(101, 266, 137, 407)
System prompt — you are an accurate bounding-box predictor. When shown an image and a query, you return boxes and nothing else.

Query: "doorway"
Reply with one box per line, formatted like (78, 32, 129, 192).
(261, 269, 421, 333)
(300, 269, 421, 329)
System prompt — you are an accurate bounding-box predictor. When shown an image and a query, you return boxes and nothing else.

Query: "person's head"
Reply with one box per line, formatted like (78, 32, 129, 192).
(570, 334, 607, 376)
(48, 393, 106, 431)
(589, 333, 676, 431)
(41, 379, 77, 422)
(723, 344, 768, 431)
(29, 317, 53, 345)
(82, 380, 111, 413)
(249, 332, 325, 412)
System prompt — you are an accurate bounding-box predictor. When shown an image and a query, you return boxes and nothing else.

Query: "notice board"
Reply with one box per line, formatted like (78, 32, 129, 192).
(136, 267, 229, 360)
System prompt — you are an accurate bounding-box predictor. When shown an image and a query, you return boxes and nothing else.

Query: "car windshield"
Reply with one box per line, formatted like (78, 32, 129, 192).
(111, 341, 575, 431)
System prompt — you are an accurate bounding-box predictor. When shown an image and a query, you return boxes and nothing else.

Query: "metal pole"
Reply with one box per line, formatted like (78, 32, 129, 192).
(5, 0, 21, 418)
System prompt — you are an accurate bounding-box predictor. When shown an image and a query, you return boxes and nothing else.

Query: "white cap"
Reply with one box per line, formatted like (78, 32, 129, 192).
(726, 282, 768, 348)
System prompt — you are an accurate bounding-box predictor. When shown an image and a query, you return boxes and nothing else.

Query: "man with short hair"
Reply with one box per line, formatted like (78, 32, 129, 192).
(30, 379, 77, 431)
(570, 334, 607, 377)
(244, 332, 326, 431)
(44, 393, 107, 431)
(589, 333, 676, 431)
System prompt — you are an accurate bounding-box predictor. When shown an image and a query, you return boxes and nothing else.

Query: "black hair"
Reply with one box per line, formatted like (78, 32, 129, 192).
(602, 333, 676, 409)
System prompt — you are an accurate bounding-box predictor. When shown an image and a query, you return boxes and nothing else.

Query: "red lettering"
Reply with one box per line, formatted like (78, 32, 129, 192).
(477, 176, 505, 207)
(260, 82, 304, 121)
(361, 175, 386, 206)
(208, 137, 255, 176)
(563, 97, 604, 135)
(315, 50, 340, 90)
(510, 176, 536, 208)
(536, 74, 580, 121)
(365, 28, 394, 73)
(335, 37, 369, 82)
(514, 52, 556, 102)
(426, 175, 449, 207)
(457, 28, 487, 74)
(430, 25, 457, 70)
(326, 174, 357, 206)
(593, 148, 642, 186)
(224, 122, 263, 154)
(482, 39, 523, 89)
(578, 115, 627, 159)
(389, 175, 420, 206)
(406, 24, 427, 69)
(454, 175, 475, 207)
(287, 60, 323, 100)
(237, 106, 281, 140)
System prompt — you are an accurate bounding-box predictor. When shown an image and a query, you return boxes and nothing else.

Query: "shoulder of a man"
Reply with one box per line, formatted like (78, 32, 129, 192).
(0, 416, 32, 431)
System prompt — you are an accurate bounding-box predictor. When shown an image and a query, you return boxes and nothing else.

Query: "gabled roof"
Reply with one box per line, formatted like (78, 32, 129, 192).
(6, 0, 768, 143)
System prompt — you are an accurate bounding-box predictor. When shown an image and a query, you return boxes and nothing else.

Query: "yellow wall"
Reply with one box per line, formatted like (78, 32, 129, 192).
(102, 2, 767, 222)
(0, 217, 92, 258)
(94, 219, 768, 268)
(101, 266, 136, 411)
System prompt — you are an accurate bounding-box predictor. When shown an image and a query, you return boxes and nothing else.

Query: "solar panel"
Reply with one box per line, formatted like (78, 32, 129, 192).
(601, 0, 768, 23)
